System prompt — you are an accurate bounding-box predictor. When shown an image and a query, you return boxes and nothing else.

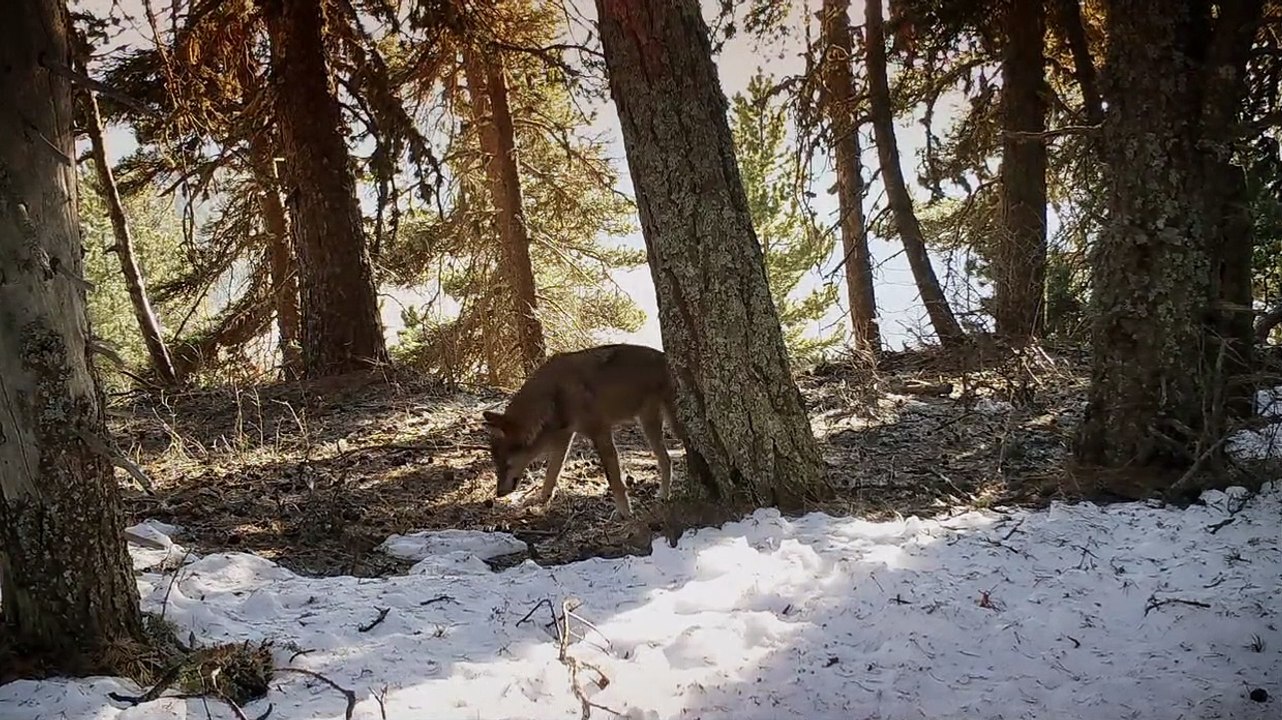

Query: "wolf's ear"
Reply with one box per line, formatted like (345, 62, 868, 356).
(482, 410, 510, 437)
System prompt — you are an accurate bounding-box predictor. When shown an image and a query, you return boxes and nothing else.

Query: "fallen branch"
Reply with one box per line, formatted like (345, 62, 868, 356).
(275, 667, 356, 720)
(1144, 594, 1212, 616)
(1207, 518, 1235, 534)
(358, 607, 390, 633)
(110, 690, 271, 720)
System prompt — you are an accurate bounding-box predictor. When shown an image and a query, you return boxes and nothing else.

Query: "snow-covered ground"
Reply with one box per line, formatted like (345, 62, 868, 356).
(3, 484, 1279, 720)
(1229, 387, 1282, 460)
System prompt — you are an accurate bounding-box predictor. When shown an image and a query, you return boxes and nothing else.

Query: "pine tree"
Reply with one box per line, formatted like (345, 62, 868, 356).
(864, 0, 965, 345)
(1, 0, 146, 671)
(261, 0, 387, 376)
(730, 72, 840, 365)
(597, 0, 827, 508)
(993, 0, 1049, 341)
(1075, 0, 1263, 483)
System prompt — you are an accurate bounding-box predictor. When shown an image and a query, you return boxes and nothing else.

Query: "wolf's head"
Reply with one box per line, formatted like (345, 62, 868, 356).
(482, 410, 542, 497)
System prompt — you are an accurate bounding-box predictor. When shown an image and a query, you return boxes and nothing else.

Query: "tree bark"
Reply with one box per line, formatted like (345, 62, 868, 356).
(462, 48, 546, 376)
(1050, 0, 1102, 125)
(83, 84, 179, 384)
(0, 0, 145, 671)
(596, 0, 827, 509)
(261, 0, 387, 377)
(1197, 0, 1263, 420)
(249, 138, 303, 380)
(819, 0, 881, 360)
(995, 0, 1049, 341)
(1075, 0, 1262, 474)
(864, 0, 965, 345)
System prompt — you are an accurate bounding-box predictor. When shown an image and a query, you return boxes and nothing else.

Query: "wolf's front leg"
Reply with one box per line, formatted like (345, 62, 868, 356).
(589, 430, 631, 519)
(536, 430, 575, 505)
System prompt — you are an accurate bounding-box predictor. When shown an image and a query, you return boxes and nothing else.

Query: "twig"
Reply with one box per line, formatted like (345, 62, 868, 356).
(108, 661, 185, 705)
(1207, 518, 1235, 534)
(559, 599, 620, 720)
(287, 648, 315, 663)
(1144, 594, 1212, 616)
(39, 55, 161, 117)
(358, 607, 390, 633)
(372, 685, 389, 720)
(215, 692, 271, 720)
(419, 594, 455, 606)
(1003, 124, 1100, 141)
(1168, 432, 1234, 498)
(274, 668, 357, 720)
(110, 691, 272, 720)
(74, 426, 156, 492)
(1001, 517, 1026, 541)
(516, 598, 554, 626)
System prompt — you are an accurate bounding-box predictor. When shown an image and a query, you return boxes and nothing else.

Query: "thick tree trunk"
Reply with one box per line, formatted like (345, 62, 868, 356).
(1050, 0, 1102, 125)
(83, 86, 179, 384)
(597, 0, 827, 509)
(249, 139, 303, 380)
(994, 0, 1049, 341)
(864, 0, 965, 345)
(0, 0, 145, 670)
(262, 0, 387, 377)
(462, 48, 546, 376)
(1198, 0, 1263, 420)
(1075, 0, 1261, 474)
(819, 0, 881, 359)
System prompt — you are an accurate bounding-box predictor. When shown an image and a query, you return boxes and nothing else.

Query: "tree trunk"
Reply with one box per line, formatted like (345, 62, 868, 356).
(596, 0, 827, 509)
(994, 0, 1049, 341)
(1075, 0, 1261, 475)
(819, 0, 881, 359)
(1050, 0, 1102, 125)
(0, 0, 145, 671)
(864, 0, 965, 345)
(83, 85, 179, 384)
(249, 139, 303, 380)
(261, 0, 387, 377)
(1197, 0, 1263, 421)
(462, 48, 546, 376)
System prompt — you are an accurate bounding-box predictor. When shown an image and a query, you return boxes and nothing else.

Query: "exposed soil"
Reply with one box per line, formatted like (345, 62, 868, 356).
(108, 340, 1206, 578)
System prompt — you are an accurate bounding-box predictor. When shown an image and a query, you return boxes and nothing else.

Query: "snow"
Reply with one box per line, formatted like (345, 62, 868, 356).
(3, 487, 1280, 720)
(378, 529, 529, 576)
(1228, 387, 1282, 460)
(124, 519, 192, 571)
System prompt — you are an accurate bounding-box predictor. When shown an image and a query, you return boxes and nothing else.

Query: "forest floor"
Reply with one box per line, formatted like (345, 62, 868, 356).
(108, 340, 1282, 578)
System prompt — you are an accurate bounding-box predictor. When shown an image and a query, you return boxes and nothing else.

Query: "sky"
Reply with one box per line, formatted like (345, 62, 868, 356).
(86, 0, 988, 356)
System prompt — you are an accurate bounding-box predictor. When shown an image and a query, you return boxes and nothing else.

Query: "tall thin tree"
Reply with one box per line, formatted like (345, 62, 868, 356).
(462, 47, 546, 375)
(865, 0, 965, 345)
(819, 0, 881, 358)
(248, 136, 303, 379)
(83, 86, 179, 384)
(1, 0, 145, 671)
(994, 0, 1049, 341)
(596, 0, 827, 508)
(261, 0, 388, 377)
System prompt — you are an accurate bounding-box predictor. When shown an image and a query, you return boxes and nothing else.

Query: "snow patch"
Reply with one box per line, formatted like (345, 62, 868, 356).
(3, 489, 1280, 720)
(1228, 386, 1282, 459)
(378, 528, 528, 563)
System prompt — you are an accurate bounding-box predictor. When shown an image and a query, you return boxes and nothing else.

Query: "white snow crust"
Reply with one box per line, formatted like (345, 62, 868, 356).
(3, 486, 1279, 719)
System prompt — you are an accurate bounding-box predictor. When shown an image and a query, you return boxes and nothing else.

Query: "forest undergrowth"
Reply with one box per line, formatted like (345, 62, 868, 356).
(109, 339, 1281, 578)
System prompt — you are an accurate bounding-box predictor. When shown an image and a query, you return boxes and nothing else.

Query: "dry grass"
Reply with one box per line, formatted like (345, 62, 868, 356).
(109, 343, 1107, 578)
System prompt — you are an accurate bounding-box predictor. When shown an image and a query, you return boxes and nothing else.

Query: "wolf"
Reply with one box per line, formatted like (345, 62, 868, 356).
(481, 344, 680, 519)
